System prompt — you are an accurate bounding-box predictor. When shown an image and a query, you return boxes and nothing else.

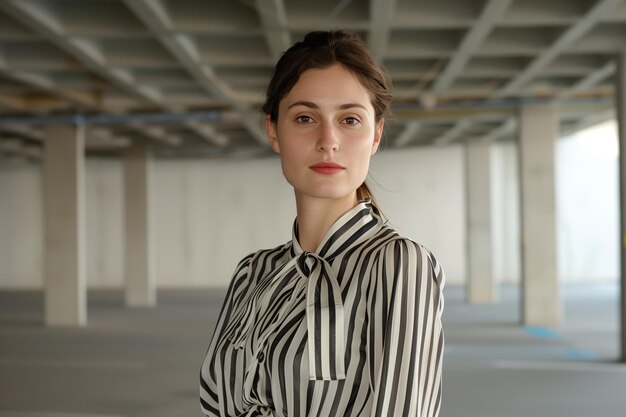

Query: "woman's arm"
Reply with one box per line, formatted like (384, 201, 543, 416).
(368, 239, 446, 417)
(200, 252, 254, 417)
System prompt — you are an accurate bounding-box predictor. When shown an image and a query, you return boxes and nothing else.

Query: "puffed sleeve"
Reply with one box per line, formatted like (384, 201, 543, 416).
(367, 239, 446, 417)
(199, 252, 254, 417)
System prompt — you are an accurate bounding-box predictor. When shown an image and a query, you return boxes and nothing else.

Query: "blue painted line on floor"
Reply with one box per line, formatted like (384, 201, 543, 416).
(524, 326, 561, 340)
(524, 327, 601, 360)
(562, 347, 600, 360)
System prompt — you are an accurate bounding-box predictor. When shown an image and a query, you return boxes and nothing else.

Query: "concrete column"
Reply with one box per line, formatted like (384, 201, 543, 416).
(43, 124, 86, 326)
(616, 51, 626, 362)
(518, 103, 560, 326)
(466, 140, 497, 303)
(124, 145, 155, 307)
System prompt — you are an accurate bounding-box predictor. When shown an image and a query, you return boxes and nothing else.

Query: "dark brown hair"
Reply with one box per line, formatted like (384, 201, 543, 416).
(262, 30, 392, 205)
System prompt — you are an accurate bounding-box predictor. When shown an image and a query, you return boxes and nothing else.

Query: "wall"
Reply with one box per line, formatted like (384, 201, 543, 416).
(0, 144, 466, 289)
(0, 163, 43, 288)
(556, 121, 619, 282)
(152, 156, 296, 288)
(2, 125, 617, 289)
(371, 145, 466, 284)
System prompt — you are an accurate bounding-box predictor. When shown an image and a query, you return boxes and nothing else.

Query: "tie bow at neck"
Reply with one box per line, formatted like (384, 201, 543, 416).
(227, 199, 384, 381)
(290, 198, 382, 261)
(295, 251, 327, 276)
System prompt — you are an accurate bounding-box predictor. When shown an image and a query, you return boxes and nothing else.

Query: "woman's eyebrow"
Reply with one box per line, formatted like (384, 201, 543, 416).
(287, 101, 367, 111)
(338, 103, 367, 110)
(287, 101, 318, 109)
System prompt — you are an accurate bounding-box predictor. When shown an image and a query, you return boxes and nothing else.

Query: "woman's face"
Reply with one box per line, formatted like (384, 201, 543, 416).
(266, 63, 383, 201)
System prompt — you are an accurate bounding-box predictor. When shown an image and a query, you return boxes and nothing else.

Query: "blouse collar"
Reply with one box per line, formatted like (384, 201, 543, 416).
(289, 198, 384, 261)
(228, 198, 385, 382)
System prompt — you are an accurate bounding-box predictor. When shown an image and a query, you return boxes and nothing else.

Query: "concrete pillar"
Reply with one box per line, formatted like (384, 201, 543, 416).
(518, 103, 560, 326)
(124, 145, 155, 307)
(43, 124, 86, 326)
(616, 51, 626, 362)
(466, 140, 497, 303)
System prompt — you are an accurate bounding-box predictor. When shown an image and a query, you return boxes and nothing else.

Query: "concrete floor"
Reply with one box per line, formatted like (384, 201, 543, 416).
(0, 283, 624, 417)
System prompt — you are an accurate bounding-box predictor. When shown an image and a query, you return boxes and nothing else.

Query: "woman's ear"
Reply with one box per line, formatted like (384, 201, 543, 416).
(265, 115, 280, 154)
(371, 118, 384, 155)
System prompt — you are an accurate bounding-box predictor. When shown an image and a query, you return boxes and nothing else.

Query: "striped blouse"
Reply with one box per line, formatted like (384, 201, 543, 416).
(199, 198, 446, 417)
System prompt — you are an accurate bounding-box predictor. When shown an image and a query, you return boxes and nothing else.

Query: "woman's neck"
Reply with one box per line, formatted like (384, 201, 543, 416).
(294, 192, 359, 252)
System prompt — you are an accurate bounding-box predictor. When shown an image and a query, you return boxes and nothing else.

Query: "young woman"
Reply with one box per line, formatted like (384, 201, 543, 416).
(200, 30, 445, 417)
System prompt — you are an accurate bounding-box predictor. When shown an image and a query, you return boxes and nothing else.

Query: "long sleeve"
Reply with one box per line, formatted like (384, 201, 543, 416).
(200, 253, 254, 417)
(368, 239, 446, 417)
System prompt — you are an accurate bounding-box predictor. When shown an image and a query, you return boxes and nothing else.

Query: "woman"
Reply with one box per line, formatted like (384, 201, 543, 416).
(200, 30, 445, 417)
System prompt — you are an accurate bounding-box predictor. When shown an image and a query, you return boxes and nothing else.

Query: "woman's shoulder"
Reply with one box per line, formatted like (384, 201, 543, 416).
(373, 230, 445, 287)
(375, 234, 432, 262)
(249, 240, 292, 263)
(233, 241, 292, 278)
(225, 241, 292, 303)
(371, 226, 425, 256)
(235, 240, 291, 264)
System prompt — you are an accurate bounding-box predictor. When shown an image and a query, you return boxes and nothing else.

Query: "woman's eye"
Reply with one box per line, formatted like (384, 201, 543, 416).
(296, 115, 313, 123)
(344, 117, 360, 125)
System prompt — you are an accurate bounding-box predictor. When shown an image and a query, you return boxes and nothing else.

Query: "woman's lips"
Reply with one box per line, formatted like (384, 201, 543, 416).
(310, 162, 345, 175)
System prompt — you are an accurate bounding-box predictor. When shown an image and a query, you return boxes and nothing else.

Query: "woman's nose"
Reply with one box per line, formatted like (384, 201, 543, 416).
(317, 123, 339, 153)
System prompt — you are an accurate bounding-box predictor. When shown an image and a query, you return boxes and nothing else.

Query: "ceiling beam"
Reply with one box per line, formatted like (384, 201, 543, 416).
(481, 117, 517, 142)
(559, 61, 616, 98)
(0, 0, 222, 147)
(493, 0, 624, 98)
(434, 120, 472, 145)
(3, 73, 181, 146)
(432, 0, 514, 93)
(1, 63, 177, 147)
(21, 143, 43, 160)
(369, 0, 397, 60)
(123, 0, 233, 101)
(184, 121, 228, 146)
(255, 0, 291, 60)
(561, 109, 615, 137)
(0, 95, 28, 112)
(1, 49, 83, 112)
(393, 121, 422, 147)
(130, 123, 182, 146)
(0, 124, 43, 142)
(0, 0, 163, 106)
(124, 0, 268, 145)
(0, 69, 102, 114)
(86, 127, 127, 148)
(0, 70, 102, 110)
(0, 136, 42, 160)
(239, 112, 268, 145)
(0, 137, 23, 152)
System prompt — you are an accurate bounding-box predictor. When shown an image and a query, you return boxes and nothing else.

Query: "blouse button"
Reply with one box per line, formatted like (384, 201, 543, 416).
(257, 351, 265, 362)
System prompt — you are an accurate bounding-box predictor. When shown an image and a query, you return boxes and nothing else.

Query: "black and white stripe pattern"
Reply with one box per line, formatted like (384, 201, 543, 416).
(200, 198, 445, 417)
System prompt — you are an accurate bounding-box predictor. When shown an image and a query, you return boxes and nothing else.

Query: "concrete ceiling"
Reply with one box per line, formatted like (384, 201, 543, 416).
(0, 0, 624, 160)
